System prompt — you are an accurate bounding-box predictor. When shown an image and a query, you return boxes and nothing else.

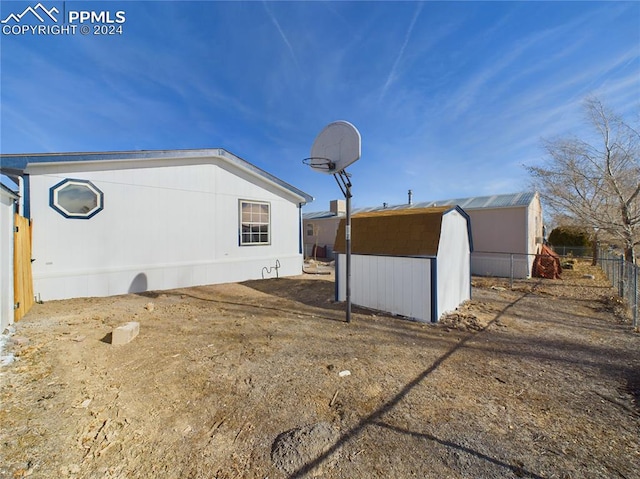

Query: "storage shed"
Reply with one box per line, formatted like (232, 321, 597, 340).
(1, 184, 18, 330)
(334, 206, 472, 323)
(0, 149, 313, 301)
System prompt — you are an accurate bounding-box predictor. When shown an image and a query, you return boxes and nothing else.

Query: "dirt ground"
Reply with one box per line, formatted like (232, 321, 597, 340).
(1, 260, 639, 479)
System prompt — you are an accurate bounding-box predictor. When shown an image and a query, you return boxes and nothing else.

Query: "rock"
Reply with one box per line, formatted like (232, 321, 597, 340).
(10, 336, 29, 346)
(145, 303, 155, 312)
(338, 370, 351, 377)
(582, 274, 595, 279)
(112, 322, 140, 345)
(2, 325, 16, 335)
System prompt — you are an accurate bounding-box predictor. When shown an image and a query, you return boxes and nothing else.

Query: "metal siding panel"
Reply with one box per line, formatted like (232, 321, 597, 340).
(27, 161, 306, 300)
(338, 255, 432, 322)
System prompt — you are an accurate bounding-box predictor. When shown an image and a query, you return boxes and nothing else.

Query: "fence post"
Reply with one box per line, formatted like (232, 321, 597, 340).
(619, 254, 625, 298)
(633, 265, 638, 329)
(510, 253, 514, 289)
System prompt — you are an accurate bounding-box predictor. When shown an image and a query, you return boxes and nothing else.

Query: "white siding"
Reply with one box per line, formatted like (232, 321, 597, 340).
(337, 254, 433, 322)
(437, 210, 471, 318)
(27, 159, 304, 300)
(1, 190, 15, 330)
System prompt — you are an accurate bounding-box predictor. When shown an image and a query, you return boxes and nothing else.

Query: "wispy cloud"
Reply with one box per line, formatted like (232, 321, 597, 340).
(379, 2, 423, 101)
(262, 1, 300, 70)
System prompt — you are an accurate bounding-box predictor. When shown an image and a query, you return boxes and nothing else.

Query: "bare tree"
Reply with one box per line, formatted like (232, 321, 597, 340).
(528, 98, 640, 262)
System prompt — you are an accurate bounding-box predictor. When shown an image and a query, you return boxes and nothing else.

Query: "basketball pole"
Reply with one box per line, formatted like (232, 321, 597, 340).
(334, 171, 352, 323)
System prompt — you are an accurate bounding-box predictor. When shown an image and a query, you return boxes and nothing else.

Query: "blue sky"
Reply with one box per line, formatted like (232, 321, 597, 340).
(1, 1, 638, 212)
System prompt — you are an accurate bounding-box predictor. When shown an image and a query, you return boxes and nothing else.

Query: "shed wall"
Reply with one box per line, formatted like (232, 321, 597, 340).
(336, 254, 433, 322)
(28, 161, 303, 300)
(437, 210, 471, 318)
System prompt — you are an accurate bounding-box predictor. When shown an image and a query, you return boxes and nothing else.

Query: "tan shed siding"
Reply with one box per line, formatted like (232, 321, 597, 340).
(334, 207, 450, 256)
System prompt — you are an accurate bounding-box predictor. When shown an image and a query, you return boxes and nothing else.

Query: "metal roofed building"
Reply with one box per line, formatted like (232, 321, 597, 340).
(0, 149, 314, 301)
(303, 191, 543, 278)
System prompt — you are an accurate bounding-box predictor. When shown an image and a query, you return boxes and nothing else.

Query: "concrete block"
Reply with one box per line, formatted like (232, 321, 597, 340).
(112, 322, 140, 346)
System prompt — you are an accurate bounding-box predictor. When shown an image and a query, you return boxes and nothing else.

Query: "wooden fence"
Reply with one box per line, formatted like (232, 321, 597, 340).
(14, 214, 33, 321)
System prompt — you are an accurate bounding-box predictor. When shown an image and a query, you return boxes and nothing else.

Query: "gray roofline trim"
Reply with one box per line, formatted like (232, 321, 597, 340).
(0, 148, 314, 204)
(0, 182, 18, 199)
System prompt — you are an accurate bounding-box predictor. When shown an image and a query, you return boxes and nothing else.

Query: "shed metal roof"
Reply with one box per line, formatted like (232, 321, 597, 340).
(333, 206, 471, 257)
(0, 148, 314, 204)
(410, 191, 537, 210)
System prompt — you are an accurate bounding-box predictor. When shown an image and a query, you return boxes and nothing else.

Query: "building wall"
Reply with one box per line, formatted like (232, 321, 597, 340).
(468, 207, 526, 254)
(27, 158, 304, 300)
(437, 209, 471, 318)
(468, 207, 531, 278)
(1, 190, 16, 329)
(467, 196, 543, 278)
(303, 217, 342, 258)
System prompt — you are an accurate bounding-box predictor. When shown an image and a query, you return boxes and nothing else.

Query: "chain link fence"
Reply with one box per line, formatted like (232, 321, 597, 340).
(472, 248, 638, 328)
(596, 247, 638, 328)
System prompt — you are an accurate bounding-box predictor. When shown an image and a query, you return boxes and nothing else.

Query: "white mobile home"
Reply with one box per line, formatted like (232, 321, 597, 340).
(1, 184, 18, 330)
(334, 206, 472, 323)
(1, 149, 313, 301)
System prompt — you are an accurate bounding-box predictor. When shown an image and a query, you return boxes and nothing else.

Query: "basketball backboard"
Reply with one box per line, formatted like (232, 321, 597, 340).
(306, 120, 361, 174)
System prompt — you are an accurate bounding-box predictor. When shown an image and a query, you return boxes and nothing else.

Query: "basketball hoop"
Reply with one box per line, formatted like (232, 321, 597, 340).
(302, 157, 336, 172)
(303, 120, 362, 324)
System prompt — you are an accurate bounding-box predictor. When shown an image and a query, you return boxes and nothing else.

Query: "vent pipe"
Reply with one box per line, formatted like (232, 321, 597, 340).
(408, 189, 413, 205)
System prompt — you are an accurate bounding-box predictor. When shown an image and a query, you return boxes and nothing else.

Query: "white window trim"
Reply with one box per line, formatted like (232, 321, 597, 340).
(239, 200, 271, 246)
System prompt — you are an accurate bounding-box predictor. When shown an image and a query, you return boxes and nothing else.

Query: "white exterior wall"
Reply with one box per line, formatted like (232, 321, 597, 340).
(1, 190, 16, 330)
(27, 158, 305, 300)
(437, 210, 471, 318)
(336, 254, 433, 322)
